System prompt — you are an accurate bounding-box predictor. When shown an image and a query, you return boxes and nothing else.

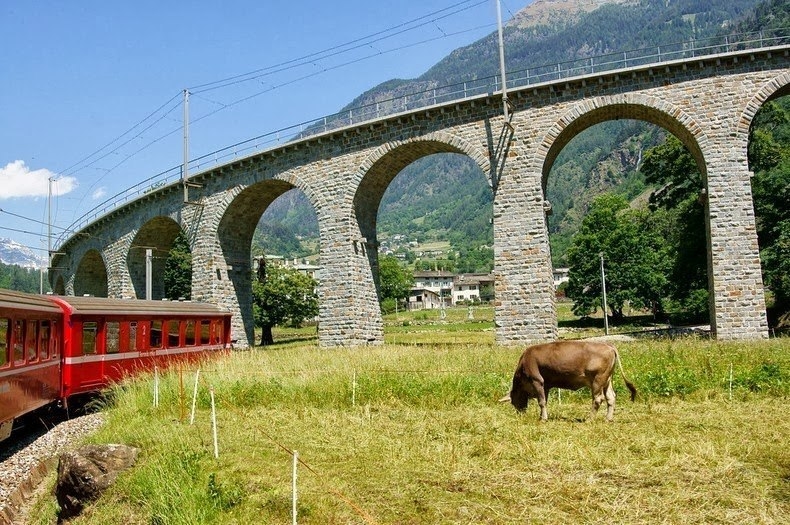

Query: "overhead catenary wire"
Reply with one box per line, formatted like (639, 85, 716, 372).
(188, 22, 496, 128)
(59, 0, 490, 186)
(38, 1, 498, 235)
(187, 0, 488, 94)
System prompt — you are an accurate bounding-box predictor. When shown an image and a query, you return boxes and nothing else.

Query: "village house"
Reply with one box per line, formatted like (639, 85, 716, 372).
(408, 270, 495, 310)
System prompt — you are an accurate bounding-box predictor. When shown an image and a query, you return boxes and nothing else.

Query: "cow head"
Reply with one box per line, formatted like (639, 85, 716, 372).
(500, 382, 531, 411)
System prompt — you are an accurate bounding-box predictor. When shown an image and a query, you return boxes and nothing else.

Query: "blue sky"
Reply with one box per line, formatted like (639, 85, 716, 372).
(0, 0, 527, 258)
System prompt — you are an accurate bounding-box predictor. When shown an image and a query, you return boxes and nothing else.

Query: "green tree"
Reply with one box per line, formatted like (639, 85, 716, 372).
(750, 98, 790, 315)
(252, 263, 318, 345)
(566, 193, 669, 322)
(640, 135, 709, 320)
(378, 255, 414, 313)
(164, 231, 192, 300)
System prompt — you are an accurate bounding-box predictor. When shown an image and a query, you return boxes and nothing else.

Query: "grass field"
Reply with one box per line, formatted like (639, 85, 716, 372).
(27, 312, 790, 524)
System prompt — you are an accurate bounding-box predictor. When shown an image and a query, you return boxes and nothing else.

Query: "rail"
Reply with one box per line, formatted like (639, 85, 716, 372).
(57, 28, 790, 248)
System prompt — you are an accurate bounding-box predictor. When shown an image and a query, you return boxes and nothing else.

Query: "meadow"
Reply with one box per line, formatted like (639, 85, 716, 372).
(27, 307, 790, 524)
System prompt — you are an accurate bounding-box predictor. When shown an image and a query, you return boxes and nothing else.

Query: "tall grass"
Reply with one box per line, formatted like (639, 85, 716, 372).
(28, 338, 790, 524)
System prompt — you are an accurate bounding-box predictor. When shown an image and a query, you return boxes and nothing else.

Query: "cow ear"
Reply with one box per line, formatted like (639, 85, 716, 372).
(498, 394, 511, 403)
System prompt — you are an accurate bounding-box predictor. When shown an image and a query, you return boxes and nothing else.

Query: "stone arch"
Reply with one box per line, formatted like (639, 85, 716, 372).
(53, 275, 65, 295)
(538, 94, 714, 326)
(353, 131, 491, 245)
(74, 249, 108, 297)
(737, 71, 790, 160)
(350, 131, 492, 313)
(128, 216, 183, 300)
(217, 177, 317, 346)
(539, 94, 709, 191)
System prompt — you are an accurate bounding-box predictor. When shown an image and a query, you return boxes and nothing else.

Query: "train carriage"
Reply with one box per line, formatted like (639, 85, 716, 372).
(49, 296, 232, 399)
(0, 289, 63, 441)
(1, 290, 232, 442)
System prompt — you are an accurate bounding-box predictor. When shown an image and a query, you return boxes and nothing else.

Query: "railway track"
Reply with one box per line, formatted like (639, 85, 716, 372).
(0, 410, 103, 525)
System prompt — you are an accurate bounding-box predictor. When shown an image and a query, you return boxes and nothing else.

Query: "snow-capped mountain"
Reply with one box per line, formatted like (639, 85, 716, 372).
(0, 238, 46, 269)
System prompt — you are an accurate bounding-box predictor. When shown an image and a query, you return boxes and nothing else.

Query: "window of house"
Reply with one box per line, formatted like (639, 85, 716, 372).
(82, 322, 98, 355)
(106, 322, 120, 354)
(0, 318, 8, 368)
(167, 320, 180, 347)
(150, 320, 163, 348)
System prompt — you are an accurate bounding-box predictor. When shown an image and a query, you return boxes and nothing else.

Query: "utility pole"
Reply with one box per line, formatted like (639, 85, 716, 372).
(183, 89, 190, 203)
(41, 176, 54, 294)
(146, 248, 153, 300)
(495, 0, 510, 123)
(600, 252, 609, 335)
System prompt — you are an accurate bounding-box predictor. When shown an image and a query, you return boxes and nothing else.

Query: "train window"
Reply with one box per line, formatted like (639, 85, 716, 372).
(150, 320, 163, 349)
(129, 321, 138, 351)
(185, 320, 196, 346)
(167, 320, 180, 347)
(82, 322, 98, 355)
(200, 320, 210, 345)
(25, 320, 38, 362)
(51, 321, 59, 359)
(0, 318, 8, 367)
(213, 321, 224, 345)
(39, 321, 50, 360)
(13, 320, 24, 364)
(106, 322, 120, 354)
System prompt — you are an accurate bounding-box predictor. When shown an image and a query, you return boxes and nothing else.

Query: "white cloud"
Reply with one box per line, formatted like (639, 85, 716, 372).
(0, 160, 77, 199)
(92, 187, 107, 200)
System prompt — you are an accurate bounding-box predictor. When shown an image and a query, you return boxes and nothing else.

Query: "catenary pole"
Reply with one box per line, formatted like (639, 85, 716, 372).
(495, 0, 510, 122)
(183, 89, 190, 203)
(600, 253, 609, 335)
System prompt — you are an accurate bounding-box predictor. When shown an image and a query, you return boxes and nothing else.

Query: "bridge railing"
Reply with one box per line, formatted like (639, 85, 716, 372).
(57, 28, 789, 248)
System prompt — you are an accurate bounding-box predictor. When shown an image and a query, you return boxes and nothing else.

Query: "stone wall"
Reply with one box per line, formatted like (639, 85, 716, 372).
(52, 47, 789, 346)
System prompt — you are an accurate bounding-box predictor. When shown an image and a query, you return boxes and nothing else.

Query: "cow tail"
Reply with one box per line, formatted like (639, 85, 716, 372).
(614, 348, 637, 401)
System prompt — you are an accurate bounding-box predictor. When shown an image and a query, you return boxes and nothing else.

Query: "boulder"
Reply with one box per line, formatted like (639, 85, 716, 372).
(55, 444, 139, 521)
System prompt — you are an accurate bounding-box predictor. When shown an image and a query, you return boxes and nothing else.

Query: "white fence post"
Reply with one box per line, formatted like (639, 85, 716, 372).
(292, 450, 299, 525)
(190, 368, 201, 425)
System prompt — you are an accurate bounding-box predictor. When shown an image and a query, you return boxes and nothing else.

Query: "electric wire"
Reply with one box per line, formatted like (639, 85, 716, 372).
(189, 22, 496, 127)
(188, 0, 487, 93)
(16, 1, 497, 243)
(58, 92, 183, 179)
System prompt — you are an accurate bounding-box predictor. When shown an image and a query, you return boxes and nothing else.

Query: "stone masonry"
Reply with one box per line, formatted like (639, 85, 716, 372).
(51, 46, 789, 347)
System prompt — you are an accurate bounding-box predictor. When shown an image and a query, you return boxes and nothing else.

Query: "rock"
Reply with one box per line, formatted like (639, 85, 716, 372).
(55, 444, 139, 521)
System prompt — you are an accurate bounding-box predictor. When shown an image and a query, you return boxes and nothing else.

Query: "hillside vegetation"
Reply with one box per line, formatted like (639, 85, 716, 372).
(258, 0, 766, 268)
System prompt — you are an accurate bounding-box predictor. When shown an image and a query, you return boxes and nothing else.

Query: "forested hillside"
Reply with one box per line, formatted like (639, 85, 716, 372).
(257, 0, 771, 270)
(0, 261, 47, 293)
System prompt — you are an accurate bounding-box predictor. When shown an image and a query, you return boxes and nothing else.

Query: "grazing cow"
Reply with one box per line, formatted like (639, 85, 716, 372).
(500, 340, 636, 421)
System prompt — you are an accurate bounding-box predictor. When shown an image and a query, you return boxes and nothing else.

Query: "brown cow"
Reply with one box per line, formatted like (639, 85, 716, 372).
(500, 340, 637, 421)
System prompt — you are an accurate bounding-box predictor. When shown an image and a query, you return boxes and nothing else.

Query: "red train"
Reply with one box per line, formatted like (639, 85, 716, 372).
(0, 289, 232, 442)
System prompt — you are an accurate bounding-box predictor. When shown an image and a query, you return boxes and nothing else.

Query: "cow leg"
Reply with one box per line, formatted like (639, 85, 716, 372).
(604, 380, 616, 422)
(532, 379, 548, 421)
(590, 377, 608, 420)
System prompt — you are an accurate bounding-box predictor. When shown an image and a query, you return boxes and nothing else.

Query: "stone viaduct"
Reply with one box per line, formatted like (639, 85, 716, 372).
(51, 44, 789, 348)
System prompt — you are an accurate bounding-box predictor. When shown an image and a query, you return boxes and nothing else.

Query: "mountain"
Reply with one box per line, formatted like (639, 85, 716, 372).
(0, 238, 45, 269)
(258, 0, 770, 268)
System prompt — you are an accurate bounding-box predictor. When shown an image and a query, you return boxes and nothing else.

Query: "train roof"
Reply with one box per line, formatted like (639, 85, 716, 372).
(49, 295, 232, 318)
(0, 288, 63, 314)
